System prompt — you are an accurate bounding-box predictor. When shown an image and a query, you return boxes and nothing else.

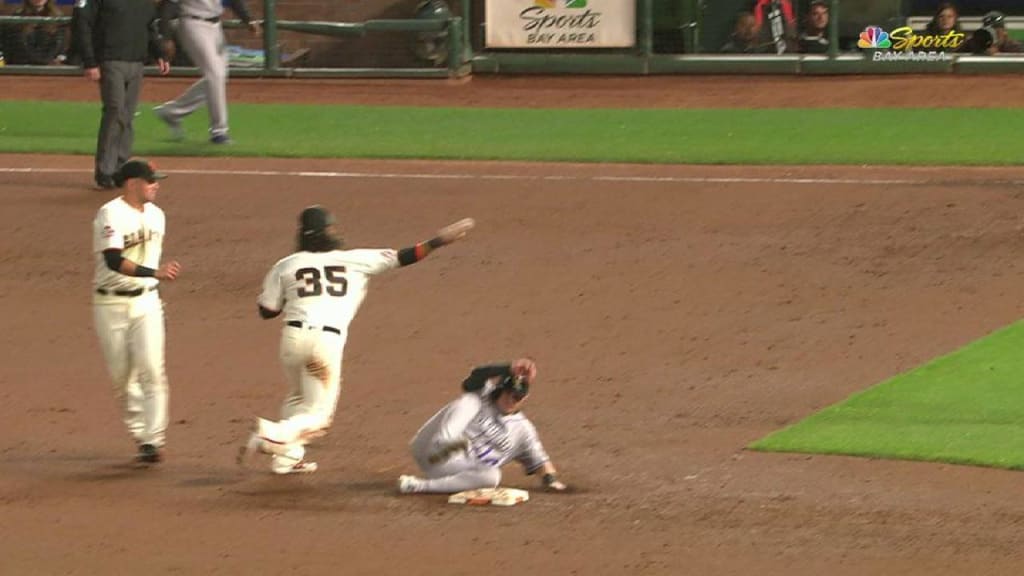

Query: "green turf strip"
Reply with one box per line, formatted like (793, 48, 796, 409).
(0, 101, 1021, 165)
(750, 321, 1024, 470)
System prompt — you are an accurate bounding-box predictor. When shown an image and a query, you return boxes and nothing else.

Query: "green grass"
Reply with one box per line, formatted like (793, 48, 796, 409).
(1, 101, 1022, 165)
(751, 321, 1024, 470)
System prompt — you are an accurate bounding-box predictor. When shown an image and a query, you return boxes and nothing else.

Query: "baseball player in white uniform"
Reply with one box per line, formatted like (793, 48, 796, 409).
(92, 158, 182, 464)
(398, 358, 568, 494)
(237, 206, 475, 475)
(153, 0, 258, 144)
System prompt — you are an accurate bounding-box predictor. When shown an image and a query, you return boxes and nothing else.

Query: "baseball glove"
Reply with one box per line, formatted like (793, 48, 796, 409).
(436, 218, 475, 245)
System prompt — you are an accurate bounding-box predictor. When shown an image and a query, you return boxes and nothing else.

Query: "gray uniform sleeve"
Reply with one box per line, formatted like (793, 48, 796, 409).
(514, 418, 550, 474)
(435, 393, 481, 446)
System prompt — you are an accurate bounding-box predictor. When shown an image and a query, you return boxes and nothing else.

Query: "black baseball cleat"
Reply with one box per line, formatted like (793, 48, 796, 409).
(95, 174, 115, 190)
(136, 443, 163, 464)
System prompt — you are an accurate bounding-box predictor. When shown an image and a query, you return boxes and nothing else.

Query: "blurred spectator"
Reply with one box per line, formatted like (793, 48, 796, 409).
(925, 2, 960, 36)
(721, 12, 770, 54)
(3, 0, 67, 65)
(752, 0, 796, 53)
(798, 0, 829, 54)
(968, 11, 1022, 55)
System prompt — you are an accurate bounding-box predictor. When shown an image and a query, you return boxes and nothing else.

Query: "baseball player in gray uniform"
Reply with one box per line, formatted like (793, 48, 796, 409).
(92, 158, 182, 464)
(237, 206, 475, 475)
(154, 0, 258, 144)
(398, 358, 568, 494)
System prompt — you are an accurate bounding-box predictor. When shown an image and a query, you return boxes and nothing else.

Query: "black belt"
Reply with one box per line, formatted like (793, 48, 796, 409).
(286, 320, 341, 335)
(96, 286, 157, 297)
(185, 15, 220, 23)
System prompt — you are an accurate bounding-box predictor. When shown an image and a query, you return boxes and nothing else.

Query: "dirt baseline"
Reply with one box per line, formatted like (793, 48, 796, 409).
(2, 75, 1024, 576)
(4, 74, 1024, 108)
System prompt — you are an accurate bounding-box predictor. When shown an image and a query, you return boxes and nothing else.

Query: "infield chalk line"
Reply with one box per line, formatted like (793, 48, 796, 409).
(2, 167, 1022, 187)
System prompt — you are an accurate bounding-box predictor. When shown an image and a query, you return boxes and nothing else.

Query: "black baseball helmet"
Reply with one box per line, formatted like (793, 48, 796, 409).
(297, 205, 342, 251)
(499, 373, 530, 400)
(300, 205, 334, 236)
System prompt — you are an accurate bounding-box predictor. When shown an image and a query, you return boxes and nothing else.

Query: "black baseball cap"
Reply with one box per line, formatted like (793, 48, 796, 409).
(809, 0, 828, 7)
(299, 205, 335, 236)
(114, 158, 167, 187)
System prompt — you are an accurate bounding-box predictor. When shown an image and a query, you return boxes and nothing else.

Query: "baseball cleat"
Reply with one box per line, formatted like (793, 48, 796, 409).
(94, 174, 115, 190)
(271, 460, 318, 475)
(398, 475, 420, 494)
(209, 134, 233, 145)
(136, 443, 163, 464)
(153, 105, 184, 141)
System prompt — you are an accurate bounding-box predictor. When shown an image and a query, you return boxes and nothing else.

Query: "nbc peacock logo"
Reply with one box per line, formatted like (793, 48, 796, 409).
(534, 0, 587, 7)
(858, 26, 892, 49)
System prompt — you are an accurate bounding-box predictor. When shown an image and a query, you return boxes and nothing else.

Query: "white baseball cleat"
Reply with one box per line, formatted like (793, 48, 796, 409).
(398, 475, 420, 494)
(271, 460, 318, 475)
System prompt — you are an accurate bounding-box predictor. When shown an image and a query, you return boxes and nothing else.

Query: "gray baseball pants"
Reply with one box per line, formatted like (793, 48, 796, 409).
(159, 18, 229, 138)
(410, 439, 502, 493)
(96, 60, 143, 178)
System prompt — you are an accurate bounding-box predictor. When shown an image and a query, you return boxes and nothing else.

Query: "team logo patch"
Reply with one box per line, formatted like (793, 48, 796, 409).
(102, 225, 115, 239)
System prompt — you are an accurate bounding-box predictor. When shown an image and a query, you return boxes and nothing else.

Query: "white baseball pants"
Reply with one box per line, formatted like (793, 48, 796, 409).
(256, 324, 343, 471)
(93, 292, 169, 448)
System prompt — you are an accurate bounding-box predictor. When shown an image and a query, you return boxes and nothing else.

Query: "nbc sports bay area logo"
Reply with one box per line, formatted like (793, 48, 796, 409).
(521, 0, 602, 45)
(857, 25, 963, 61)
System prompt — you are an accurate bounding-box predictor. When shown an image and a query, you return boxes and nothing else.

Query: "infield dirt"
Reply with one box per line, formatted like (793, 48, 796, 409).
(1, 75, 1023, 575)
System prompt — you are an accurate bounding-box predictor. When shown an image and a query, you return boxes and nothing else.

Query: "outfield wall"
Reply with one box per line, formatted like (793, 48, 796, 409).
(1, 0, 1022, 76)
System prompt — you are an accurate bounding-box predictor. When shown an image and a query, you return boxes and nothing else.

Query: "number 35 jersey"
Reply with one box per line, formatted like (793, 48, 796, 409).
(258, 248, 399, 341)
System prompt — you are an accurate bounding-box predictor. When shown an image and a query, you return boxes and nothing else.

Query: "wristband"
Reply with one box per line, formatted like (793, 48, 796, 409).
(427, 236, 445, 249)
(135, 266, 156, 277)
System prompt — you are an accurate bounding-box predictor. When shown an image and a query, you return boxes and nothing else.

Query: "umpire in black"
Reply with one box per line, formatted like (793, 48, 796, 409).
(72, 0, 171, 189)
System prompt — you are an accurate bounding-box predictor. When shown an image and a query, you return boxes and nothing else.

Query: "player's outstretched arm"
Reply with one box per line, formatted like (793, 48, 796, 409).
(462, 363, 512, 392)
(396, 217, 475, 267)
(461, 358, 536, 392)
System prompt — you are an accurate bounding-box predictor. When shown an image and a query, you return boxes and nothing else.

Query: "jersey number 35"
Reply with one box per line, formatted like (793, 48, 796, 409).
(295, 266, 348, 297)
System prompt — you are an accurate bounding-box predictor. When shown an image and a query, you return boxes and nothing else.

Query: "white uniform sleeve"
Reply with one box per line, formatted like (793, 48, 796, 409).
(257, 260, 285, 312)
(514, 418, 551, 474)
(93, 206, 124, 252)
(343, 249, 399, 275)
(436, 393, 482, 445)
